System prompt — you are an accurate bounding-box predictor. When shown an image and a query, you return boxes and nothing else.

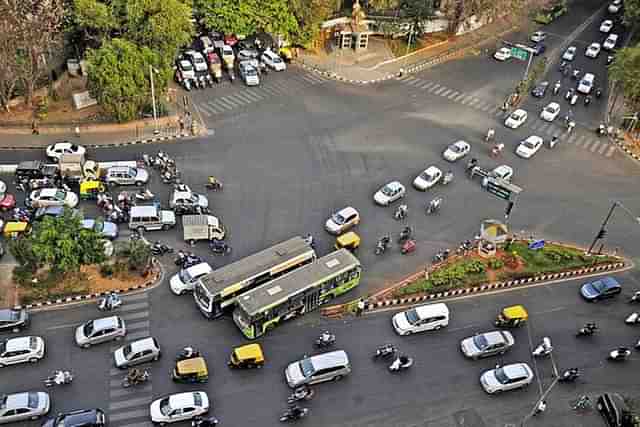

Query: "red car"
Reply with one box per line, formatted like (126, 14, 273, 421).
(0, 193, 15, 210)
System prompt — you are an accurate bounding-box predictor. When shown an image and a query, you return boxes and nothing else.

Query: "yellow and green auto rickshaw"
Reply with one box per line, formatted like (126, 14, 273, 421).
(227, 344, 265, 369)
(494, 305, 528, 328)
(334, 231, 360, 252)
(172, 356, 208, 383)
(279, 47, 294, 63)
(79, 180, 106, 200)
(2, 221, 31, 239)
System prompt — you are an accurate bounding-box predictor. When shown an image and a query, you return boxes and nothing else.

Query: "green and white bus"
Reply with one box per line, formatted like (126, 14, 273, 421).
(194, 236, 316, 318)
(233, 249, 362, 339)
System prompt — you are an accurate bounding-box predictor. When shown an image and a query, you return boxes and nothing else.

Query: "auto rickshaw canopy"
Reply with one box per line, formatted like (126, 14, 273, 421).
(229, 343, 264, 368)
(502, 305, 528, 320)
(173, 356, 208, 382)
(79, 180, 105, 200)
(335, 232, 360, 251)
(3, 221, 30, 238)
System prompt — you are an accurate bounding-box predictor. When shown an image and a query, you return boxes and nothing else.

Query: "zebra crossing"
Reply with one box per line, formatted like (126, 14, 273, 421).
(106, 292, 153, 427)
(399, 76, 616, 158)
(195, 72, 329, 118)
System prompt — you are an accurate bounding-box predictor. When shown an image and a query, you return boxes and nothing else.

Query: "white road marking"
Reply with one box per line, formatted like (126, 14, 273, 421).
(533, 306, 566, 315)
(440, 88, 452, 97)
(598, 143, 608, 154)
(429, 83, 441, 92)
(109, 397, 151, 411)
(448, 91, 459, 99)
(454, 93, 467, 102)
(590, 141, 601, 152)
(108, 409, 149, 422)
(605, 145, 616, 157)
(419, 81, 434, 90)
(46, 323, 77, 331)
(109, 385, 152, 398)
(121, 311, 149, 321)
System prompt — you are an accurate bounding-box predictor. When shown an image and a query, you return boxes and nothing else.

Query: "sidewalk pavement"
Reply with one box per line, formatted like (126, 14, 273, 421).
(296, 18, 520, 84)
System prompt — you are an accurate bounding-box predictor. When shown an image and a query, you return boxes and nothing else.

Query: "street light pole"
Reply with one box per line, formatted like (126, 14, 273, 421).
(587, 200, 640, 254)
(149, 65, 159, 134)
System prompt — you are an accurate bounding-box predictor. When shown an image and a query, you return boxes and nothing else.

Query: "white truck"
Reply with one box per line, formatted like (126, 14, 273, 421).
(182, 214, 226, 245)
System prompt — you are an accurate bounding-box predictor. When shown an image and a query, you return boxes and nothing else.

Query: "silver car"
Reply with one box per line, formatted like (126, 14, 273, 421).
(0, 392, 50, 424)
(113, 337, 161, 368)
(0, 336, 45, 367)
(460, 331, 514, 359)
(104, 166, 149, 186)
(75, 316, 126, 348)
(480, 362, 534, 394)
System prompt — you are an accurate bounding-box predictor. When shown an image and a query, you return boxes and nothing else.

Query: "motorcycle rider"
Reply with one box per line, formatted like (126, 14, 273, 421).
(400, 226, 412, 240)
(595, 87, 602, 98)
(491, 142, 504, 157)
(319, 331, 333, 344)
(127, 368, 145, 384)
(584, 95, 592, 106)
(549, 135, 559, 148)
(181, 346, 198, 359)
(304, 234, 314, 248)
(486, 128, 495, 142)
(396, 204, 408, 219)
(428, 197, 442, 213)
(553, 80, 561, 95)
(585, 322, 597, 331)
(288, 404, 305, 420)
(399, 354, 410, 366)
(567, 120, 575, 133)
(597, 123, 607, 136)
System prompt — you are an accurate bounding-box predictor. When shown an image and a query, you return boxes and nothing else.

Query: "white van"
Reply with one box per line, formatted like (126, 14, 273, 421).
(285, 350, 351, 388)
(577, 73, 595, 94)
(170, 262, 213, 295)
(129, 205, 176, 232)
(392, 303, 449, 335)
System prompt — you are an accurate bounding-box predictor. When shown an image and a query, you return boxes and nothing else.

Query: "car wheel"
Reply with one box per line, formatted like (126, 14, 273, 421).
(162, 224, 170, 231)
(334, 375, 343, 382)
(154, 354, 160, 361)
(29, 357, 39, 363)
(0, 363, 5, 368)
(135, 181, 143, 187)
(115, 335, 123, 341)
(137, 227, 145, 234)
(83, 343, 91, 349)
(434, 325, 442, 330)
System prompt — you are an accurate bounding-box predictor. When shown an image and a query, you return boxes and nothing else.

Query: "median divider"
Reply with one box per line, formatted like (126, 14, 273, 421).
(321, 261, 626, 318)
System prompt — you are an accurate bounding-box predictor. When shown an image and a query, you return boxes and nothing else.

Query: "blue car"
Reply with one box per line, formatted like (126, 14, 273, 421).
(82, 219, 119, 240)
(580, 276, 621, 301)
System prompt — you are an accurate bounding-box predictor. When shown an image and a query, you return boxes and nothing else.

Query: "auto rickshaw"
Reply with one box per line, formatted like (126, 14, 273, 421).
(206, 51, 223, 83)
(227, 343, 265, 369)
(335, 231, 360, 252)
(2, 221, 31, 239)
(494, 305, 528, 328)
(79, 180, 106, 200)
(279, 47, 294, 63)
(172, 356, 208, 383)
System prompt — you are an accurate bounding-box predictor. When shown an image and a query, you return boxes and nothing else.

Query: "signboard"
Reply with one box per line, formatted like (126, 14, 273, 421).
(528, 240, 545, 250)
(510, 47, 529, 61)
(485, 177, 523, 202)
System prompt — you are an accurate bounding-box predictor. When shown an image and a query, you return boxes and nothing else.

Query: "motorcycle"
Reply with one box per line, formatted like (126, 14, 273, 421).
(398, 226, 412, 243)
(394, 204, 408, 220)
(122, 369, 150, 388)
(608, 347, 631, 361)
(490, 143, 504, 158)
(98, 293, 122, 311)
(176, 347, 201, 361)
(229, 70, 236, 83)
(570, 94, 578, 106)
(485, 128, 495, 143)
(44, 370, 73, 387)
(625, 312, 640, 324)
(151, 241, 173, 256)
(192, 415, 219, 427)
(279, 406, 308, 422)
(432, 249, 450, 264)
(205, 176, 223, 191)
(108, 207, 128, 224)
(558, 368, 580, 383)
(175, 251, 203, 269)
(12, 207, 31, 222)
(596, 124, 607, 137)
(162, 170, 180, 185)
(373, 344, 397, 359)
(532, 337, 553, 357)
(552, 81, 561, 95)
(576, 323, 598, 337)
(558, 61, 567, 72)
(456, 240, 473, 256)
(315, 331, 335, 348)
(607, 55, 614, 65)
(426, 197, 443, 215)
(183, 78, 193, 91)
(287, 386, 315, 404)
(595, 88, 602, 98)
(442, 171, 454, 185)
(567, 120, 576, 133)
(389, 354, 413, 372)
(584, 95, 591, 106)
(210, 239, 232, 255)
(205, 74, 214, 88)
(304, 234, 315, 249)
(571, 69, 581, 80)
(630, 291, 640, 303)
(375, 236, 391, 255)
(565, 89, 574, 101)
(136, 188, 155, 202)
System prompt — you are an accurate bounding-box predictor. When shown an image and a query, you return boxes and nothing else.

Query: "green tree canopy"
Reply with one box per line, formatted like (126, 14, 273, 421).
(608, 44, 640, 113)
(623, 0, 640, 26)
(288, 0, 333, 47)
(400, 0, 436, 37)
(86, 38, 167, 122)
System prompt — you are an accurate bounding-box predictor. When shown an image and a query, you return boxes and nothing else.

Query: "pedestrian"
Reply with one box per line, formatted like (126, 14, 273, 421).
(179, 117, 185, 132)
(356, 298, 365, 317)
(31, 120, 39, 135)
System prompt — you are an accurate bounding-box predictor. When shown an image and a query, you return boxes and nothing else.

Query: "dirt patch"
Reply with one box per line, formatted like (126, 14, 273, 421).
(0, 264, 18, 308)
(621, 131, 640, 157)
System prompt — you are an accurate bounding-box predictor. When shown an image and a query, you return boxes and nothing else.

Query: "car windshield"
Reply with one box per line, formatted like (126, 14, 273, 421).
(270, 55, 282, 63)
(83, 321, 94, 336)
(194, 56, 205, 64)
(381, 185, 395, 196)
(494, 368, 510, 384)
(179, 268, 193, 283)
(0, 342, 5, 354)
(545, 106, 556, 113)
(159, 397, 172, 416)
(591, 281, 606, 292)
(300, 358, 315, 377)
(450, 144, 462, 153)
(524, 141, 536, 149)
(54, 190, 65, 200)
(0, 396, 5, 410)
(420, 171, 435, 181)
(182, 62, 193, 71)
(331, 213, 345, 225)
(472, 335, 489, 350)
(122, 344, 133, 358)
(405, 309, 420, 325)
(193, 393, 202, 406)
(245, 67, 257, 76)
(511, 112, 522, 120)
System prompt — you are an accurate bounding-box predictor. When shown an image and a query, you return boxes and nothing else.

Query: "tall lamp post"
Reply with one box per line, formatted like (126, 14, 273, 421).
(587, 200, 640, 254)
(149, 65, 159, 135)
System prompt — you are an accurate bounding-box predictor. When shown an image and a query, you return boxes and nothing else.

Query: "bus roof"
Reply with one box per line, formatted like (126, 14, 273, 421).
(199, 236, 314, 295)
(237, 249, 361, 317)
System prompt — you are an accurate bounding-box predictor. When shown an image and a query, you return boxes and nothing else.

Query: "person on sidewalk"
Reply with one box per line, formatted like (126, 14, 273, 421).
(356, 298, 366, 317)
(31, 120, 40, 135)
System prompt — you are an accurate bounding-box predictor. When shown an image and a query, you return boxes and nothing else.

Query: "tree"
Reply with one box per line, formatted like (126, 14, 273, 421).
(608, 45, 640, 113)
(86, 38, 167, 122)
(121, 239, 151, 271)
(399, 0, 436, 38)
(288, 0, 333, 47)
(623, 0, 640, 26)
(15, 209, 106, 274)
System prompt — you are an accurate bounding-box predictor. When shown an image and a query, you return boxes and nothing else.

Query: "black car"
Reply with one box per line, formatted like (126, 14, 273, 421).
(597, 393, 633, 427)
(531, 81, 549, 97)
(530, 43, 547, 56)
(43, 408, 106, 427)
(0, 308, 29, 332)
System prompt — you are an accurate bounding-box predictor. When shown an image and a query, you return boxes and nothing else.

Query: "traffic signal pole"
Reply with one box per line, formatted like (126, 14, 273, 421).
(587, 201, 617, 254)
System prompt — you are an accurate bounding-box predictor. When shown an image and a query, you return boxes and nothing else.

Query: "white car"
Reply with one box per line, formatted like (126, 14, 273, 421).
(325, 206, 360, 234)
(220, 44, 235, 63)
(516, 135, 544, 159)
(392, 303, 449, 335)
(177, 60, 195, 80)
(504, 109, 528, 129)
(413, 166, 442, 190)
(608, 0, 622, 13)
(443, 140, 470, 162)
(239, 62, 260, 86)
(494, 47, 512, 61)
(0, 392, 50, 424)
(600, 19, 614, 33)
(373, 181, 406, 206)
(480, 362, 534, 394)
(260, 50, 286, 71)
(184, 50, 207, 73)
(585, 42, 601, 58)
(0, 180, 6, 197)
(578, 73, 595, 94)
(27, 188, 78, 208)
(0, 336, 45, 367)
(150, 391, 209, 425)
(45, 142, 86, 161)
(170, 262, 213, 295)
(603, 33, 618, 50)
(562, 46, 577, 61)
(540, 102, 560, 122)
(530, 31, 546, 42)
(482, 165, 513, 187)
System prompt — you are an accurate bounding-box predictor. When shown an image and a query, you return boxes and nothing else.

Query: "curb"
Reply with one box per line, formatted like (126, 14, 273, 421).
(13, 259, 164, 311)
(613, 137, 640, 163)
(0, 133, 195, 151)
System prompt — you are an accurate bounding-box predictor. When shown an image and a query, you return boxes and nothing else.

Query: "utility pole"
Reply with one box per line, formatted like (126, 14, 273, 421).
(587, 200, 640, 254)
(149, 65, 159, 134)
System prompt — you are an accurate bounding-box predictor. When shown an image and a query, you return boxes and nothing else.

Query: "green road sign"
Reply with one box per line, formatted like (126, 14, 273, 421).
(486, 177, 523, 202)
(510, 47, 529, 61)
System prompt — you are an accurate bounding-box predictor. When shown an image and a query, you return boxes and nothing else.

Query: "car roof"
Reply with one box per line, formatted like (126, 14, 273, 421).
(39, 206, 65, 215)
(547, 102, 560, 108)
(452, 140, 469, 147)
(128, 337, 158, 353)
(513, 109, 526, 115)
(0, 309, 21, 321)
(92, 316, 120, 330)
(502, 363, 530, 378)
(169, 392, 198, 407)
(337, 206, 358, 217)
(415, 303, 449, 319)
(186, 262, 213, 277)
(309, 350, 349, 367)
(593, 276, 620, 288)
(57, 408, 101, 424)
(385, 181, 403, 189)
(108, 166, 134, 172)
(493, 165, 513, 175)
(482, 331, 508, 345)
(4, 392, 30, 409)
(51, 142, 74, 149)
(424, 166, 442, 174)
(39, 188, 59, 197)
(4, 336, 32, 351)
(173, 191, 194, 198)
(130, 205, 158, 216)
(525, 135, 543, 143)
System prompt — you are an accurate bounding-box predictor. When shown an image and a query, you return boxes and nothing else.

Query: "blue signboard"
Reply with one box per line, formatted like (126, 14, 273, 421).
(528, 240, 545, 250)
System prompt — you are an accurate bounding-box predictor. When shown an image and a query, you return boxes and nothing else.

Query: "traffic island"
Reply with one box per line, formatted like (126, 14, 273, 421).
(321, 240, 626, 318)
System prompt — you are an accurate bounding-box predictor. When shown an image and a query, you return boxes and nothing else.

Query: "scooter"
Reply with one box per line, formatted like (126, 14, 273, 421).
(394, 204, 408, 220)
(596, 124, 608, 137)
(375, 236, 391, 255)
(567, 120, 576, 133)
(442, 171, 454, 185)
(287, 386, 315, 404)
(44, 370, 73, 387)
(570, 94, 578, 106)
(373, 344, 397, 359)
(456, 240, 473, 255)
(151, 241, 173, 256)
(426, 197, 443, 215)
(401, 239, 416, 255)
(398, 226, 412, 243)
(558, 368, 580, 382)
(572, 69, 581, 80)
(625, 312, 640, 324)
(432, 249, 450, 264)
(183, 78, 193, 91)
(122, 370, 150, 388)
(205, 74, 214, 88)
(608, 347, 631, 361)
(136, 188, 155, 201)
(210, 239, 232, 255)
(552, 81, 561, 95)
(279, 406, 308, 422)
(192, 415, 219, 427)
(584, 95, 591, 106)
(315, 331, 335, 348)
(176, 347, 201, 361)
(98, 293, 122, 311)
(576, 323, 598, 337)
(175, 251, 203, 269)
(532, 337, 553, 357)
(389, 354, 413, 372)
(565, 89, 574, 101)
(630, 291, 640, 303)
(595, 88, 603, 99)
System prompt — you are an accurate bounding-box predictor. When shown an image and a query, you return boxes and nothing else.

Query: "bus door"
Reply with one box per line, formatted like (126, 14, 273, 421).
(304, 288, 321, 312)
